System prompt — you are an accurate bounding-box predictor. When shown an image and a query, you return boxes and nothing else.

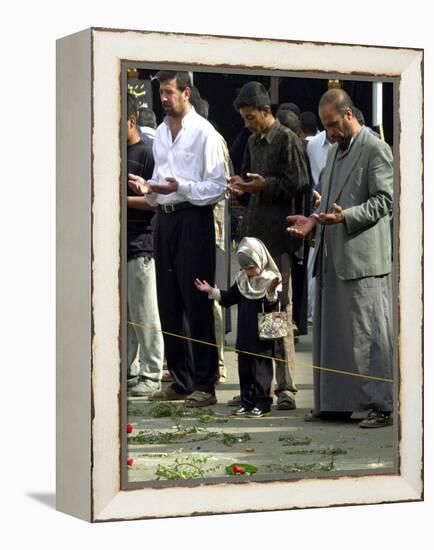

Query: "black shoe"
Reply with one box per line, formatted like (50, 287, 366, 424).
(246, 407, 272, 418)
(231, 406, 251, 417)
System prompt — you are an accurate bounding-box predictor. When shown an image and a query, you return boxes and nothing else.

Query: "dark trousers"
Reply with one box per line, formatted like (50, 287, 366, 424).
(154, 206, 218, 395)
(292, 246, 309, 336)
(238, 353, 273, 411)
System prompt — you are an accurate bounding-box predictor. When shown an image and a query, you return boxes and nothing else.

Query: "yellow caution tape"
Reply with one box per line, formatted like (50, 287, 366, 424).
(127, 321, 393, 384)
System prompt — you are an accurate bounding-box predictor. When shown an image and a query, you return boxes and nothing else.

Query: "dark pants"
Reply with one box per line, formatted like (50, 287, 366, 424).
(238, 353, 273, 411)
(154, 205, 218, 395)
(292, 246, 309, 336)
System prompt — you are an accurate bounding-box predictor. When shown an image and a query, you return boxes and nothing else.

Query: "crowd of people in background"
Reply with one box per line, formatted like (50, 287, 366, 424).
(126, 70, 394, 429)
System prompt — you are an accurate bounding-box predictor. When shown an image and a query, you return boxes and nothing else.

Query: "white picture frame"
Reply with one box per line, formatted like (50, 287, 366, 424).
(56, 27, 423, 522)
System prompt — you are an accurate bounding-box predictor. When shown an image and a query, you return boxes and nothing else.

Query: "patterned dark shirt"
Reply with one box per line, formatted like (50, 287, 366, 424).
(239, 120, 308, 257)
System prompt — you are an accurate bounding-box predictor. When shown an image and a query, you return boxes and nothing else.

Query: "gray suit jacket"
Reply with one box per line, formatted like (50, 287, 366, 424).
(313, 126, 393, 280)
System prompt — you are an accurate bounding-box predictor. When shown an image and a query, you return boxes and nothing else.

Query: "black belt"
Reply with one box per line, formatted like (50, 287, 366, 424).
(159, 202, 196, 214)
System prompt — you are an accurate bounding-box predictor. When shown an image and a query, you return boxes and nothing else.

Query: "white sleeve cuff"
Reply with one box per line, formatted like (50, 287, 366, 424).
(209, 288, 221, 301)
(177, 180, 192, 196)
(265, 290, 278, 303)
(144, 193, 158, 207)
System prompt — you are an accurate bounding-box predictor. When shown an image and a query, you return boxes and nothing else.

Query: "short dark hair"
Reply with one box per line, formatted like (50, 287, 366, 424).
(155, 70, 192, 91)
(233, 81, 271, 111)
(277, 102, 301, 117)
(319, 89, 355, 116)
(190, 86, 209, 119)
(299, 111, 318, 135)
(127, 93, 137, 119)
(277, 109, 300, 133)
(137, 107, 157, 129)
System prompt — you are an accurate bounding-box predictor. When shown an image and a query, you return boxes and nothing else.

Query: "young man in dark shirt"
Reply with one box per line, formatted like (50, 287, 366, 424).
(229, 81, 308, 410)
(126, 94, 163, 397)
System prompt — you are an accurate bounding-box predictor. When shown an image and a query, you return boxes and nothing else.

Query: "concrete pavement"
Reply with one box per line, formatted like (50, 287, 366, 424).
(127, 327, 395, 484)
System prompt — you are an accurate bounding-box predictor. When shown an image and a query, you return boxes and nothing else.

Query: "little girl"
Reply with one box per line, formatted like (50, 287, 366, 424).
(195, 237, 281, 418)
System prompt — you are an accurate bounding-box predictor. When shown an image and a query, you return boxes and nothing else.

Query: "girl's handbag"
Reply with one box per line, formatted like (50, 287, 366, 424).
(258, 301, 289, 340)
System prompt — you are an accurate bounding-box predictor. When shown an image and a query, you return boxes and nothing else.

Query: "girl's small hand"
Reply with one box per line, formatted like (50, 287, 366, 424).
(267, 277, 280, 293)
(194, 278, 212, 294)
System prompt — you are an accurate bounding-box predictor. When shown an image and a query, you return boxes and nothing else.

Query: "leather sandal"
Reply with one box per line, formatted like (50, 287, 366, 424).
(276, 393, 296, 410)
(184, 391, 217, 408)
(359, 410, 392, 428)
(148, 387, 189, 401)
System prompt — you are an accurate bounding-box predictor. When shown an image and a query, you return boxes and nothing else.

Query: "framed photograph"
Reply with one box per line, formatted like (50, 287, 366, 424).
(56, 27, 423, 522)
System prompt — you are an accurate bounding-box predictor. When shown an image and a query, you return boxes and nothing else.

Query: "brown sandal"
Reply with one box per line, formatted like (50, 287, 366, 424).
(276, 393, 296, 410)
(184, 391, 217, 408)
(148, 387, 188, 401)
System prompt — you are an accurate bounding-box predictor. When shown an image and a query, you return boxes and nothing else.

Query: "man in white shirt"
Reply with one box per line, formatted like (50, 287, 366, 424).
(305, 129, 332, 323)
(306, 130, 332, 192)
(128, 71, 226, 408)
(137, 105, 157, 140)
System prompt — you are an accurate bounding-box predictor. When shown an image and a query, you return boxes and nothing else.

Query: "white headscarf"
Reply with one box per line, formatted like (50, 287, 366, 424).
(235, 237, 282, 300)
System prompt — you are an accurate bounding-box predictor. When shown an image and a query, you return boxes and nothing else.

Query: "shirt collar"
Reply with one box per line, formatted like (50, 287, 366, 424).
(320, 130, 331, 148)
(163, 106, 197, 129)
(256, 119, 280, 144)
(337, 127, 363, 159)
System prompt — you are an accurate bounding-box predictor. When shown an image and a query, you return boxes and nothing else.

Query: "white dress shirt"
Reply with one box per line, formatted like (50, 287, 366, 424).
(306, 130, 332, 191)
(139, 126, 156, 139)
(146, 107, 226, 207)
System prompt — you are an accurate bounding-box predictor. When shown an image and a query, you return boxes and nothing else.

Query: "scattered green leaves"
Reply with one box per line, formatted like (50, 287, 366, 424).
(320, 447, 347, 456)
(127, 407, 146, 417)
(284, 447, 347, 456)
(264, 462, 335, 474)
(149, 402, 184, 419)
(138, 452, 170, 458)
(190, 408, 229, 424)
(278, 436, 312, 446)
(128, 426, 219, 445)
(128, 426, 252, 447)
(221, 432, 251, 447)
(155, 454, 221, 480)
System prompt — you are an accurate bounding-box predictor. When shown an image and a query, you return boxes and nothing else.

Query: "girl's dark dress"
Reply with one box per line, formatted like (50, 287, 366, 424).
(219, 283, 278, 411)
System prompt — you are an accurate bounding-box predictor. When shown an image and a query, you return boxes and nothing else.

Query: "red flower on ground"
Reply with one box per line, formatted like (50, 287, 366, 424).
(127, 458, 134, 467)
(127, 423, 133, 434)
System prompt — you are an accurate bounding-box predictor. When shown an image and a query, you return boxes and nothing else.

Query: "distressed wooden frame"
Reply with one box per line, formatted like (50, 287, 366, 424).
(56, 27, 423, 522)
